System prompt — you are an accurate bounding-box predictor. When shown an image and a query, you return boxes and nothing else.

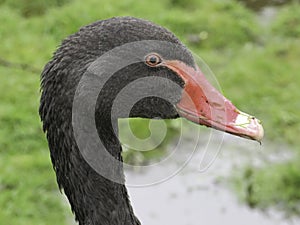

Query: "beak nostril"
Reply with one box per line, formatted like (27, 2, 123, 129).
(210, 102, 224, 110)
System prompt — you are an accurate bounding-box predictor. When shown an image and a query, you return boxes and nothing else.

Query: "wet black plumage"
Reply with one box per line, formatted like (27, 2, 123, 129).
(39, 17, 195, 225)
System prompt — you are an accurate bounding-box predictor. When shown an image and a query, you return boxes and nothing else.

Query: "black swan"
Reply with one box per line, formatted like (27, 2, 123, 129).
(39, 17, 263, 225)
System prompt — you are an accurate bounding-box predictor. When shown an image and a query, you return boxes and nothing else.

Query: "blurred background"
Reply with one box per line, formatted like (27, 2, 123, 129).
(0, 0, 299, 224)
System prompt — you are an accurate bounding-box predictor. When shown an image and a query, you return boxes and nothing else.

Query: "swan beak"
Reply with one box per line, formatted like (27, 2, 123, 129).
(164, 60, 264, 142)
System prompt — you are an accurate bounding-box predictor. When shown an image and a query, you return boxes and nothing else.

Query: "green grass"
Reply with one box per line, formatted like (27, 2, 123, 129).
(0, 67, 70, 223)
(232, 160, 300, 215)
(0, 0, 300, 224)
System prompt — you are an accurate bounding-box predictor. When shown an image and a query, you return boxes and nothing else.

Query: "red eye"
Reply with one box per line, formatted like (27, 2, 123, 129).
(145, 53, 162, 67)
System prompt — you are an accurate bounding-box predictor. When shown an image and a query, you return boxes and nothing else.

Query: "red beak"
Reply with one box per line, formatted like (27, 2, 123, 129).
(163, 60, 264, 142)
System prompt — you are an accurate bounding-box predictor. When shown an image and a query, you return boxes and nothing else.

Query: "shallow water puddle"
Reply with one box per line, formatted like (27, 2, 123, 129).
(126, 131, 298, 225)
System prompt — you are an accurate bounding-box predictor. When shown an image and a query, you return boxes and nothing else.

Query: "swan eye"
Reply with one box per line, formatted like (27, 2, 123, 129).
(145, 53, 162, 67)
